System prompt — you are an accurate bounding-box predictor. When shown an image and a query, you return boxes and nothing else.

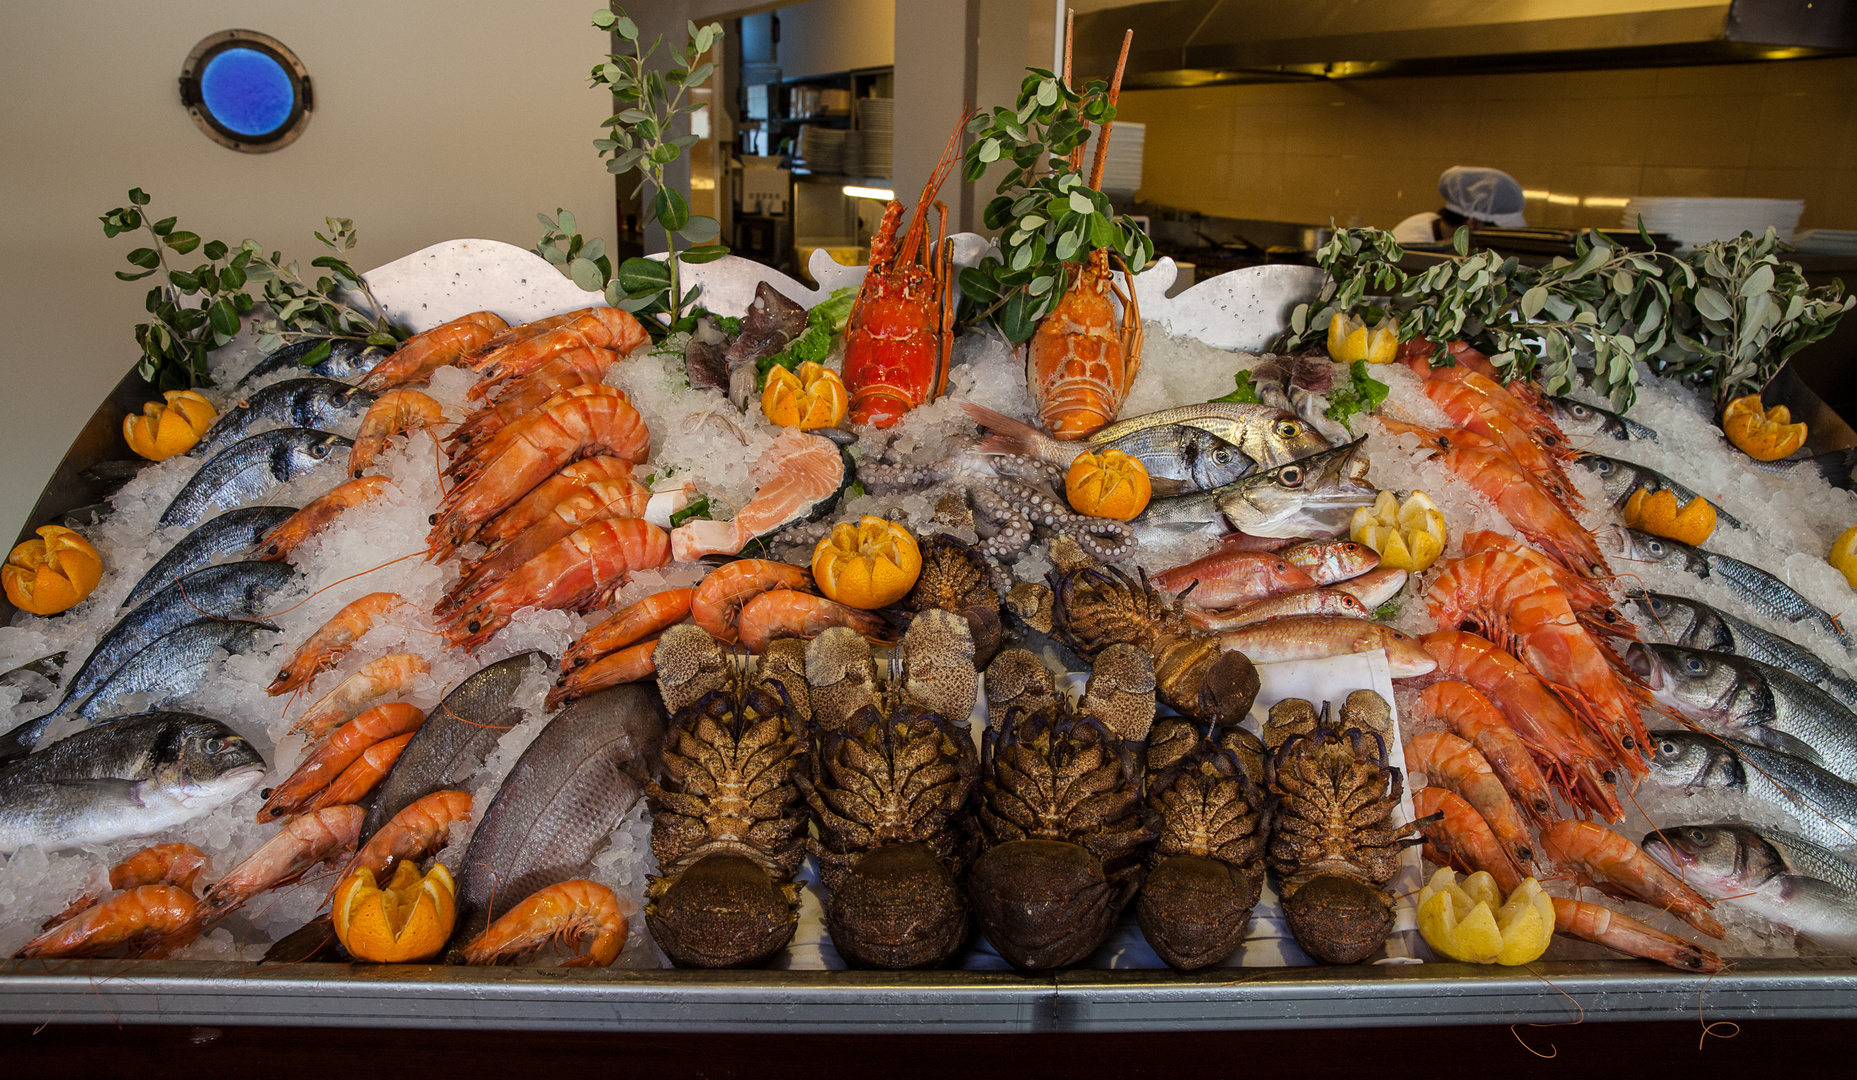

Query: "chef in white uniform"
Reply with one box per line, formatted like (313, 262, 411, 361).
(1392, 167, 1528, 244)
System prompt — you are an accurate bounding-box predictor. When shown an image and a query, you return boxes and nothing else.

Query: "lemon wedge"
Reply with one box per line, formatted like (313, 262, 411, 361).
(1418, 869, 1555, 965)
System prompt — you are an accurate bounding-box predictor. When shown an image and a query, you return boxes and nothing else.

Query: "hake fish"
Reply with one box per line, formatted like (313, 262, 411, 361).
(453, 683, 666, 944)
(1626, 590, 1857, 709)
(120, 505, 299, 612)
(361, 652, 545, 841)
(1614, 528, 1850, 649)
(1573, 453, 1743, 530)
(963, 403, 1263, 494)
(0, 560, 296, 762)
(160, 427, 352, 528)
(75, 619, 278, 720)
(1626, 642, 1857, 783)
(1644, 730, 1857, 852)
(0, 712, 265, 854)
(190, 378, 375, 459)
(1544, 396, 1658, 442)
(1644, 823, 1857, 953)
(235, 337, 393, 389)
(1139, 437, 1375, 539)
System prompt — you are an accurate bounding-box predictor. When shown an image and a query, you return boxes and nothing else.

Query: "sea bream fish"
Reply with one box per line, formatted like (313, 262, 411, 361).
(0, 560, 296, 762)
(1644, 823, 1857, 953)
(1573, 453, 1744, 530)
(119, 505, 299, 612)
(190, 378, 375, 459)
(74, 619, 279, 720)
(1626, 590, 1857, 709)
(0, 712, 266, 854)
(160, 427, 351, 528)
(1544, 396, 1658, 442)
(235, 337, 393, 389)
(1644, 730, 1857, 853)
(1626, 642, 1857, 783)
(1613, 528, 1850, 649)
(1138, 437, 1376, 539)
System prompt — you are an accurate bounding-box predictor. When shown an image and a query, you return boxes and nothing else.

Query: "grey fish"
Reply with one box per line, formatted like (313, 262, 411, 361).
(726, 283, 808, 409)
(1573, 453, 1744, 530)
(1626, 590, 1857, 709)
(0, 560, 296, 761)
(1089, 401, 1333, 468)
(1626, 642, 1857, 782)
(0, 653, 64, 705)
(1644, 730, 1857, 852)
(1139, 437, 1375, 539)
(1614, 528, 1850, 648)
(190, 378, 375, 459)
(361, 652, 545, 841)
(76, 620, 278, 720)
(966, 402, 1258, 495)
(160, 427, 351, 528)
(453, 684, 666, 944)
(236, 338, 393, 388)
(1545, 396, 1659, 442)
(0, 712, 265, 854)
(1753, 446, 1857, 489)
(120, 506, 299, 612)
(1644, 823, 1857, 953)
(683, 313, 730, 392)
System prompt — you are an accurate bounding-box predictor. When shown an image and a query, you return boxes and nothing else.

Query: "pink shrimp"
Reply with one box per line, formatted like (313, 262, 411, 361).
(256, 477, 392, 561)
(446, 385, 625, 481)
(1424, 376, 1579, 512)
(1412, 787, 1524, 895)
(444, 518, 671, 651)
(464, 307, 647, 391)
(475, 457, 637, 549)
(1460, 529, 1635, 642)
(197, 805, 365, 922)
(562, 588, 696, 671)
(261, 702, 426, 821)
(449, 347, 615, 449)
(267, 592, 410, 696)
(289, 653, 432, 739)
(689, 559, 815, 644)
(17, 885, 201, 959)
(348, 390, 444, 477)
(1552, 896, 1725, 972)
(445, 477, 665, 608)
(736, 589, 898, 654)
(1539, 819, 1724, 939)
(545, 639, 661, 710)
(360, 312, 508, 391)
(1416, 680, 1556, 830)
(1406, 730, 1536, 872)
(346, 790, 473, 880)
(306, 732, 412, 812)
(459, 880, 628, 968)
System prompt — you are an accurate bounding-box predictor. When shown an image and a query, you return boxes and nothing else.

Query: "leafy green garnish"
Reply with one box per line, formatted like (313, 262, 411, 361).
(1372, 599, 1401, 621)
(846, 479, 867, 499)
(1324, 360, 1390, 429)
(756, 287, 858, 387)
(1210, 369, 1260, 404)
(669, 495, 712, 528)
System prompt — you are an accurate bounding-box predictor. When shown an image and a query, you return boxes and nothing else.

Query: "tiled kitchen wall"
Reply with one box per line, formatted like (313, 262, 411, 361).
(1116, 55, 1857, 232)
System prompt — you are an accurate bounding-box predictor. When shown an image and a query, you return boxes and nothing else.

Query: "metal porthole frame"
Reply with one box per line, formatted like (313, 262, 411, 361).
(178, 29, 313, 153)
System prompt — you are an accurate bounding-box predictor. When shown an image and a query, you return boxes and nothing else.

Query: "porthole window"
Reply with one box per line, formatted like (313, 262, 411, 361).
(179, 30, 312, 152)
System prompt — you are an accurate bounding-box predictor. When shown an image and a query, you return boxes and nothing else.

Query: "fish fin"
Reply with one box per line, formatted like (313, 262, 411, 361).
(1146, 477, 1186, 496)
(961, 401, 1038, 439)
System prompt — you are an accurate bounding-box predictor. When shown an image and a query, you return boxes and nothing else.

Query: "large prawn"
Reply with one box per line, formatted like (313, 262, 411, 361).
(448, 347, 615, 451)
(257, 477, 391, 561)
(348, 390, 445, 477)
(1460, 529, 1633, 642)
(444, 476, 662, 608)
(446, 386, 627, 484)
(1539, 819, 1725, 939)
(735, 588, 897, 654)
(260, 702, 426, 821)
(840, 115, 967, 427)
(443, 517, 671, 650)
(464, 307, 646, 392)
(1412, 787, 1523, 894)
(197, 805, 365, 923)
(459, 879, 628, 968)
(361, 312, 509, 392)
(475, 456, 637, 549)
(17, 885, 201, 959)
(689, 559, 814, 644)
(1416, 680, 1555, 829)
(267, 592, 410, 696)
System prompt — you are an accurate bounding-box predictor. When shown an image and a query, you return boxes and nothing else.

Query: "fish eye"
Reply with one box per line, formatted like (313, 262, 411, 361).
(1275, 421, 1302, 438)
(1658, 737, 1678, 753)
(1685, 656, 1706, 674)
(205, 738, 225, 753)
(1571, 404, 1592, 419)
(1689, 829, 1707, 843)
(1649, 598, 1671, 615)
(1211, 449, 1231, 465)
(310, 442, 331, 458)
(1594, 459, 1613, 474)
(1646, 539, 1666, 556)
(1279, 466, 1303, 486)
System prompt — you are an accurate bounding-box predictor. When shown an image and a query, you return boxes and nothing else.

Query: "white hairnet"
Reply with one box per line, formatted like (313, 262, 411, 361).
(1439, 167, 1527, 228)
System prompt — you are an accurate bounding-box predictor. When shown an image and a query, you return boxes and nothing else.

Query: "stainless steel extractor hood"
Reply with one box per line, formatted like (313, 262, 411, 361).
(1072, 0, 1857, 87)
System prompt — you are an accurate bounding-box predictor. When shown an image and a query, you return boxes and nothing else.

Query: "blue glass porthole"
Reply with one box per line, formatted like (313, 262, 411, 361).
(180, 31, 312, 152)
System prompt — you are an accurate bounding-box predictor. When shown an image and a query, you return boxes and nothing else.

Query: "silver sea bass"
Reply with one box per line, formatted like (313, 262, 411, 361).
(1644, 730, 1857, 852)
(1645, 823, 1857, 953)
(1627, 590, 1857, 709)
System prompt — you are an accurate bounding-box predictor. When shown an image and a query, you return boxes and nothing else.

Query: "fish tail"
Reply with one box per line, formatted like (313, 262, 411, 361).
(962, 402, 1053, 457)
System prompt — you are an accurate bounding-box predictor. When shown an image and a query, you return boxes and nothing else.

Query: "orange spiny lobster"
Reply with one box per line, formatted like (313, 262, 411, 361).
(1028, 29, 1140, 440)
(841, 114, 970, 428)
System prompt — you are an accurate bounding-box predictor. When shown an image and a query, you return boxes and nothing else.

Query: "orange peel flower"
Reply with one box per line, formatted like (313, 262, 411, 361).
(3, 525, 104, 615)
(1721, 393, 1806, 462)
(1622, 487, 1716, 546)
(812, 515, 922, 609)
(1064, 449, 1152, 521)
(332, 861, 456, 963)
(762, 361, 849, 430)
(124, 389, 217, 460)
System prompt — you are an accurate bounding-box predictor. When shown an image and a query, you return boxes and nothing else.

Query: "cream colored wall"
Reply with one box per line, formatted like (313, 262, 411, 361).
(1117, 55, 1857, 233)
(774, 0, 894, 81)
(0, 1, 618, 543)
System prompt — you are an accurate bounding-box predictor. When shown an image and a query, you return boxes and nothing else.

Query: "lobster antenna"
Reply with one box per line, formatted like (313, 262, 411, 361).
(1088, 30, 1134, 193)
(899, 107, 973, 267)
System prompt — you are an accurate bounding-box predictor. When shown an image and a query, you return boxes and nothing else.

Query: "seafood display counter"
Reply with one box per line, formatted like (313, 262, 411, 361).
(4, 240, 1857, 1033)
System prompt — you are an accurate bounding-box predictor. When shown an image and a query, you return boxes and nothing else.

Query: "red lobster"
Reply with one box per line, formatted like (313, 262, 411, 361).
(841, 115, 969, 428)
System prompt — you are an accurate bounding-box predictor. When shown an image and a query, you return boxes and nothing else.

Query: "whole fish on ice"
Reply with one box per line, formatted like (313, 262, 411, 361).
(1138, 437, 1375, 539)
(160, 428, 351, 528)
(1627, 590, 1857, 709)
(1613, 528, 1850, 649)
(1572, 453, 1743, 530)
(1544, 396, 1658, 442)
(74, 620, 279, 720)
(119, 506, 299, 612)
(190, 378, 375, 459)
(1645, 822, 1857, 953)
(235, 338, 393, 388)
(964, 403, 1259, 495)
(1644, 730, 1857, 853)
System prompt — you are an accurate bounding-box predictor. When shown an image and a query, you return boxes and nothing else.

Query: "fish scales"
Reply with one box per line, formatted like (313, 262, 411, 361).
(1645, 823, 1857, 952)
(235, 338, 392, 388)
(1629, 591, 1857, 708)
(361, 652, 545, 841)
(1573, 453, 1744, 529)
(1645, 731, 1857, 852)
(190, 378, 375, 459)
(160, 428, 352, 528)
(1545, 396, 1659, 442)
(1138, 437, 1374, 539)
(453, 684, 666, 944)
(1617, 529, 1850, 649)
(120, 506, 299, 612)
(75, 620, 278, 720)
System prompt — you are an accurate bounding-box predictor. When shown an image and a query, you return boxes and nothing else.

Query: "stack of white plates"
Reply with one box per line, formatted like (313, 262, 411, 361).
(1620, 197, 1804, 248)
(859, 98, 893, 178)
(1079, 121, 1144, 196)
(798, 126, 847, 175)
(1792, 229, 1857, 256)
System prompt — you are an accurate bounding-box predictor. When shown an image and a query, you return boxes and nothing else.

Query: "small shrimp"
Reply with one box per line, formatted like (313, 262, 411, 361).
(449, 348, 615, 448)
(1276, 539, 1380, 586)
(1539, 819, 1725, 939)
(465, 307, 647, 390)
(1429, 551, 1651, 773)
(1184, 587, 1369, 632)
(290, 653, 432, 739)
(307, 732, 412, 811)
(17, 884, 200, 959)
(257, 476, 392, 561)
(446, 385, 623, 480)
(562, 588, 696, 670)
(1423, 630, 1622, 822)
(198, 805, 365, 921)
(360, 312, 508, 392)
(690, 559, 814, 644)
(445, 477, 659, 607)
(736, 588, 897, 654)
(1412, 787, 1524, 895)
(1406, 730, 1535, 871)
(267, 592, 409, 696)
(474, 457, 636, 549)
(348, 390, 444, 477)
(45, 843, 213, 928)
(444, 519, 671, 650)
(429, 394, 650, 559)
(1552, 896, 1725, 973)
(546, 639, 660, 710)
(459, 879, 627, 968)
(346, 790, 472, 880)
(261, 702, 426, 820)
(1417, 681, 1556, 830)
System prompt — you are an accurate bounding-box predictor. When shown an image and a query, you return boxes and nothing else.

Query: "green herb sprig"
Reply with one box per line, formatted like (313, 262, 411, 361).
(1324, 360, 1390, 429)
(1210, 369, 1260, 404)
